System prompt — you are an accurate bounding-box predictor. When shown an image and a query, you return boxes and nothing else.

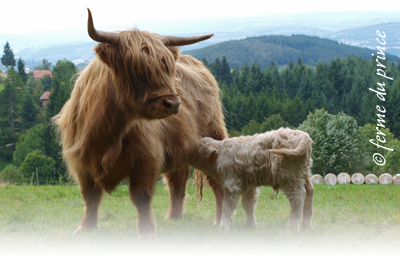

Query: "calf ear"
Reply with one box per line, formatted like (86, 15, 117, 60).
(209, 151, 218, 163)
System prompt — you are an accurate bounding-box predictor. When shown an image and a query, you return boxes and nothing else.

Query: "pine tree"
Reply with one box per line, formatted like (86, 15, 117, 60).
(42, 60, 77, 176)
(387, 81, 400, 138)
(0, 83, 18, 160)
(202, 58, 209, 68)
(17, 57, 28, 83)
(1, 42, 16, 71)
(20, 92, 40, 130)
(220, 56, 232, 85)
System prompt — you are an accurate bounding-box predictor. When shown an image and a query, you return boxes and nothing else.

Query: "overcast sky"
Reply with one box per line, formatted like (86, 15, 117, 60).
(2, 0, 400, 36)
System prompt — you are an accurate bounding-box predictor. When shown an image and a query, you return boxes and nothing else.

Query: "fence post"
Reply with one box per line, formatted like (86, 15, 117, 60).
(36, 167, 39, 186)
(30, 172, 34, 186)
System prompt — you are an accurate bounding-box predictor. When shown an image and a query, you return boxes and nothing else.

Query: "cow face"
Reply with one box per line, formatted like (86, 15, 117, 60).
(87, 8, 213, 120)
(93, 30, 181, 120)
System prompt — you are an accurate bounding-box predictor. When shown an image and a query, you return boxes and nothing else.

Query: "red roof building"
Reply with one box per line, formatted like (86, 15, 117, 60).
(33, 70, 52, 80)
(39, 91, 51, 110)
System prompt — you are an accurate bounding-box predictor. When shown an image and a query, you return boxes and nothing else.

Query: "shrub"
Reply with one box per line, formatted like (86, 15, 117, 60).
(13, 124, 46, 167)
(20, 149, 55, 184)
(0, 164, 24, 184)
(298, 109, 367, 175)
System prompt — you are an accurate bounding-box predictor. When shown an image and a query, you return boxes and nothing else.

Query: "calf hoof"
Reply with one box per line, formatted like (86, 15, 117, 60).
(138, 233, 157, 240)
(74, 225, 97, 234)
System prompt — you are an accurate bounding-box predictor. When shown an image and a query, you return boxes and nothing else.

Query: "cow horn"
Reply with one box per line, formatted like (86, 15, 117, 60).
(87, 8, 119, 45)
(161, 34, 214, 46)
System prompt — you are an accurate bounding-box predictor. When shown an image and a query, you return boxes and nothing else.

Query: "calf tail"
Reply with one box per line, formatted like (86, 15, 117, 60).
(193, 169, 207, 205)
(268, 134, 312, 157)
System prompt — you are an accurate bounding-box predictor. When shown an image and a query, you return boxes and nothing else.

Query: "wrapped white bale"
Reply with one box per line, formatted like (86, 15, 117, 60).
(324, 173, 337, 185)
(337, 173, 350, 184)
(379, 173, 393, 185)
(311, 174, 324, 185)
(351, 173, 364, 184)
(393, 174, 400, 185)
(365, 174, 378, 184)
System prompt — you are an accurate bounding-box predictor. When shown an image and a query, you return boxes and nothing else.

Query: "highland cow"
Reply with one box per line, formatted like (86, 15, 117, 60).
(53, 9, 227, 238)
(192, 128, 314, 232)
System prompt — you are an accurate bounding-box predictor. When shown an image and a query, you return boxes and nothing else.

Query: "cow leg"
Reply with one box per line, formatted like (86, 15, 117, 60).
(129, 162, 158, 239)
(282, 184, 306, 232)
(219, 188, 239, 231)
(302, 180, 314, 230)
(75, 175, 103, 233)
(207, 176, 225, 225)
(164, 166, 190, 220)
(241, 187, 260, 228)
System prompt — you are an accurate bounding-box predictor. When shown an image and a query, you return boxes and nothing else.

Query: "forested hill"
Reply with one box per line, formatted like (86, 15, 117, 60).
(185, 35, 399, 68)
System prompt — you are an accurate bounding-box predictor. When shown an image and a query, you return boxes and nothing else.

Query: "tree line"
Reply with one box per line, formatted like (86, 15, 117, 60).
(0, 42, 77, 184)
(187, 34, 400, 68)
(1, 41, 399, 184)
(204, 55, 400, 175)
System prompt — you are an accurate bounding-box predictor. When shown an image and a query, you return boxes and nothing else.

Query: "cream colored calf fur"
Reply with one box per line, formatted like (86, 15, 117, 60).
(191, 128, 314, 232)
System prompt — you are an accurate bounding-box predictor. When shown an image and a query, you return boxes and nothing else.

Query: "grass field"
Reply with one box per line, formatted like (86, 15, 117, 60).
(0, 83, 4, 92)
(1, 182, 399, 257)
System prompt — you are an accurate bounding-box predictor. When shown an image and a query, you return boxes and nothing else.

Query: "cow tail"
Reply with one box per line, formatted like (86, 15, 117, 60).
(193, 169, 207, 205)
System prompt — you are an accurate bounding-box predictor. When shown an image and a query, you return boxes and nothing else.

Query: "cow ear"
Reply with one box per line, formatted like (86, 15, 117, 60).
(94, 43, 114, 66)
(168, 46, 180, 61)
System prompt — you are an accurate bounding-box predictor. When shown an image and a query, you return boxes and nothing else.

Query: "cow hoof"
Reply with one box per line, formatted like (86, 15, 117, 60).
(138, 234, 157, 240)
(301, 221, 312, 231)
(74, 225, 97, 234)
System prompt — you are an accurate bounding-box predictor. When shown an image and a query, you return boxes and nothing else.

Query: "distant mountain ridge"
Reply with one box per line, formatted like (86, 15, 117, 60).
(1, 13, 400, 71)
(321, 22, 400, 56)
(184, 34, 400, 68)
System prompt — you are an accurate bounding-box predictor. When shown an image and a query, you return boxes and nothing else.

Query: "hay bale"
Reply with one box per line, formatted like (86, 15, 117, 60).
(311, 174, 324, 185)
(351, 173, 364, 184)
(365, 174, 378, 184)
(337, 173, 350, 184)
(378, 173, 393, 184)
(324, 173, 337, 185)
(393, 174, 400, 185)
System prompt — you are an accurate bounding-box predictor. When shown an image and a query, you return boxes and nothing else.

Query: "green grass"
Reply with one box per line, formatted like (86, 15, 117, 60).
(0, 183, 399, 253)
(0, 83, 4, 92)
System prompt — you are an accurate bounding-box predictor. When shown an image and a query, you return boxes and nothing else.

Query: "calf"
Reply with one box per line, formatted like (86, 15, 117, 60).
(192, 128, 314, 232)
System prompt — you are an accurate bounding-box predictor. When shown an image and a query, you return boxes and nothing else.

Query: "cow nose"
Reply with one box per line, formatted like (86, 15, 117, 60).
(164, 99, 181, 114)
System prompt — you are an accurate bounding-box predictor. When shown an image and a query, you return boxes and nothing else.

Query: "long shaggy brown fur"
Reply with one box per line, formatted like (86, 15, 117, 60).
(53, 29, 227, 238)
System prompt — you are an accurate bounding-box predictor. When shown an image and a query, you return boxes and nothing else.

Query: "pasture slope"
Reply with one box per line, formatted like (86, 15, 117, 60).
(0, 183, 399, 264)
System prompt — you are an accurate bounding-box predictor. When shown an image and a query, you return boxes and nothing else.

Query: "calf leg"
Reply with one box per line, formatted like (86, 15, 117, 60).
(75, 174, 103, 233)
(207, 176, 225, 225)
(219, 189, 239, 231)
(164, 166, 190, 220)
(282, 185, 306, 232)
(241, 187, 260, 228)
(129, 162, 158, 239)
(302, 181, 314, 230)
